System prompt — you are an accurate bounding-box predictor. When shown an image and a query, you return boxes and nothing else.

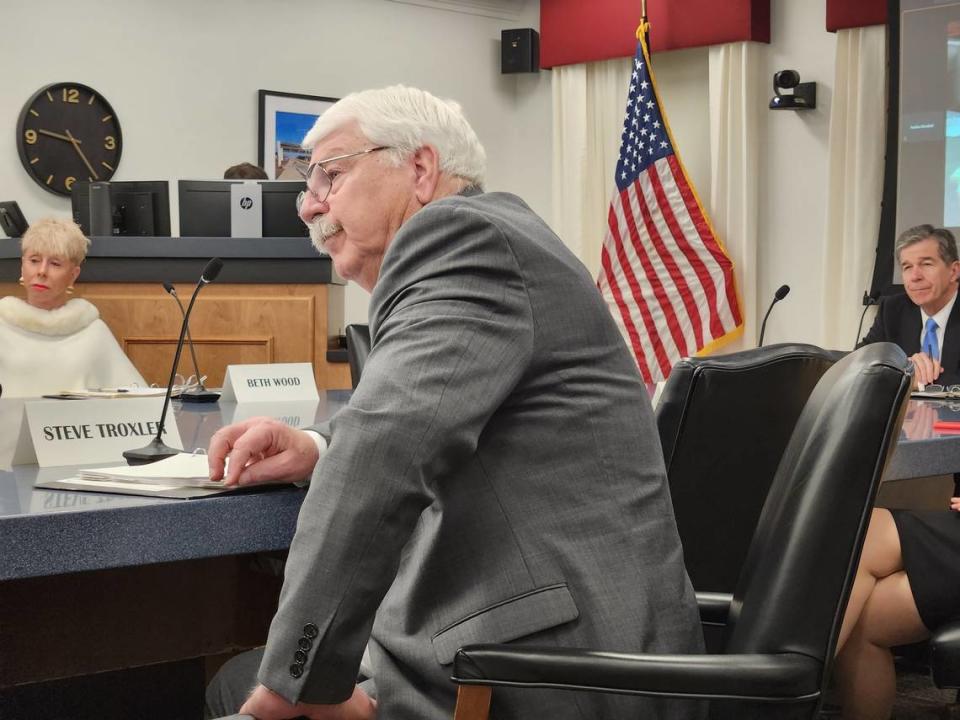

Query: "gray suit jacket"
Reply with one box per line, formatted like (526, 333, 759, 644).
(258, 191, 702, 719)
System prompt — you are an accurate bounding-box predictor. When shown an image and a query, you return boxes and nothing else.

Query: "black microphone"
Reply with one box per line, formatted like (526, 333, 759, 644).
(163, 282, 219, 403)
(123, 258, 224, 464)
(854, 291, 880, 349)
(758, 284, 790, 347)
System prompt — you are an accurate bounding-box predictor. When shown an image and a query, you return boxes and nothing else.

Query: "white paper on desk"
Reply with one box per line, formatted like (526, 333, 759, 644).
(79, 452, 225, 488)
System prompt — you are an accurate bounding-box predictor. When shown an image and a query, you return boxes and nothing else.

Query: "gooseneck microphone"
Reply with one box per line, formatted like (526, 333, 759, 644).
(123, 258, 224, 464)
(758, 284, 790, 347)
(163, 282, 219, 403)
(854, 291, 880, 350)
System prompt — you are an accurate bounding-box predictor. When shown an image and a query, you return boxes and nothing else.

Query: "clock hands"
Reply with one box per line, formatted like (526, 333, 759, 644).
(64, 129, 99, 180)
(34, 128, 99, 180)
(37, 128, 81, 144)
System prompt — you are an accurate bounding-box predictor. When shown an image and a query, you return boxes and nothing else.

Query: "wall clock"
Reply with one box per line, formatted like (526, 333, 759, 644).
(16, 82, 123, 197)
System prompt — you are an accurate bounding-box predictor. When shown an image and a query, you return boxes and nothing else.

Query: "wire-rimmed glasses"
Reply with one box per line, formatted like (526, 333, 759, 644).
(294, 146, 391, 211)
(923, 384, 960, 397)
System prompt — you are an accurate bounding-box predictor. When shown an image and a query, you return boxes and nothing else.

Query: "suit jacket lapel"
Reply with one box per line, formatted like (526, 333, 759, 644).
(940, 296, 960, 376)
(898, 298, 922, 355)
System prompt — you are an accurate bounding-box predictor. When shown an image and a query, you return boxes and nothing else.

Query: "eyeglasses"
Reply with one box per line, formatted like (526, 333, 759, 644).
(924, 384, 960, 397)
(295, 146, 391, 211)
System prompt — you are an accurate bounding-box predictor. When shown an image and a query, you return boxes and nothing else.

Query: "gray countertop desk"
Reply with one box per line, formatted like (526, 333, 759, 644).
(0, 391, 350, 714)
(885, 397, 960, 481)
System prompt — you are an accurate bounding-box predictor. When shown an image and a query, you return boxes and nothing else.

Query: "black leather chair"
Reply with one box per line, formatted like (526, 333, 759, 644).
(657, 343, 844, 597)
(932, 620, 960, 692)
(345, 323, 371, 389)
(450, 343, 912, 720)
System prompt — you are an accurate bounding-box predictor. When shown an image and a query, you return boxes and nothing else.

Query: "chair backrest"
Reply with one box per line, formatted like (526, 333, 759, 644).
(724, 343, 911, 676)
(656, 343, 844, 593)
(345, 323, 371, 389)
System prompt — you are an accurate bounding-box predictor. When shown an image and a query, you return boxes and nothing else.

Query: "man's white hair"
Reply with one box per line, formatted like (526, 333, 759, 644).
(301, 85, 486, 188)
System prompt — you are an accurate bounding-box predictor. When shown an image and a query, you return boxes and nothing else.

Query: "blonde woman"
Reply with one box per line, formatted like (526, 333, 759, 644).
(0, 217, 144, 396)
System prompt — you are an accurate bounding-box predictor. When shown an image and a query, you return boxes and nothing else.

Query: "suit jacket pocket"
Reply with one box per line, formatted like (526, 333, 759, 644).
(431, 583, 579, 665)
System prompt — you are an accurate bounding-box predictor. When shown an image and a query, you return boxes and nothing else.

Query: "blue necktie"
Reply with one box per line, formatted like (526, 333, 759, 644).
(923, 317, 940, 361)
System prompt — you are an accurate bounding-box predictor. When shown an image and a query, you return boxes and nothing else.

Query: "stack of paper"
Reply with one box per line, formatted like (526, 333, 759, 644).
(77, 452, 224, 488)
(34, 453, 239, 499)
(51, 387, 168, 399)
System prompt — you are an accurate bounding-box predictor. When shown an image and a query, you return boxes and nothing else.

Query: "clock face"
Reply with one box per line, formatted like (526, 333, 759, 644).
(16, 82, 123, 197)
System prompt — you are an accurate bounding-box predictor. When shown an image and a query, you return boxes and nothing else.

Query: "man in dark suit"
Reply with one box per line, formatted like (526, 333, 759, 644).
(861, 224, 960, 386)
(205, 85, 701, 720)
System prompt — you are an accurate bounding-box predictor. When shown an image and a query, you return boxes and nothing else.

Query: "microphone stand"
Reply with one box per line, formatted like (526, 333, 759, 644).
(758, 285, 790, 347)
(854, 291, 879, 349)
(164, 282, 219, 403)
(123, 258, 223, 464)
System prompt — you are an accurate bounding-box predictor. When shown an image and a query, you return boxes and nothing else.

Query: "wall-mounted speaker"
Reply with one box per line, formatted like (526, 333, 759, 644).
(501, 28, 539, 74)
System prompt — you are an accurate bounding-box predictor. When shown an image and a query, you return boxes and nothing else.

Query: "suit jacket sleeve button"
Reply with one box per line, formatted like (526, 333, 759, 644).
(303, 623, 319, 638)
(298, 637, 313, 650)
(290, 664, 304, 679)
(295, 650, 308, 664)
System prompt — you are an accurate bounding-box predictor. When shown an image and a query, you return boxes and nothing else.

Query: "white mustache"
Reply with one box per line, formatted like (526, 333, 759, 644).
(307, 217, 343, 253)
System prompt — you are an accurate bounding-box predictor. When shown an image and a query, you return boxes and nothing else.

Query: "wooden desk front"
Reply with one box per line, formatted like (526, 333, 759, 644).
(0, 236, 352, 390)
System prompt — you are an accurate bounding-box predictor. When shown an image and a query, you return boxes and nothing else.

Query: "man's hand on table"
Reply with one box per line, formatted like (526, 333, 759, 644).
(910, 351, 943, 388)
(208, 417, 319, 486)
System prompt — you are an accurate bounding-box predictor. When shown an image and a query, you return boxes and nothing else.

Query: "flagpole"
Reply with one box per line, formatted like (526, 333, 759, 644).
(638, 0, 650, 51)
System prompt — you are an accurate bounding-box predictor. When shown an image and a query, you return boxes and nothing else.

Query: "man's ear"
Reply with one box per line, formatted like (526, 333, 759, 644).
(952, 261, 960, 282)
(411, 145, 442, 204)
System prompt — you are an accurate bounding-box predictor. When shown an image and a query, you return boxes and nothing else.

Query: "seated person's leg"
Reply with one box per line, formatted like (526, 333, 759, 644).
(205, 648, 264, 719)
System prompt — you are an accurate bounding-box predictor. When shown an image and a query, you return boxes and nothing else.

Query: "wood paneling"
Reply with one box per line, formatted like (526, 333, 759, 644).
(0, 282, 351, 390)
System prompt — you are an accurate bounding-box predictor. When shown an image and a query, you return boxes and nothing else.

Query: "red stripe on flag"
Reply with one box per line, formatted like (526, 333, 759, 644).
(667, 155, 743, 326)
(600, 244, 654, 383)
(606, 201, 671, 377)
(618, 185, 685, 370)
(646, 164, 723, 341)
(638, 167, 706, 349)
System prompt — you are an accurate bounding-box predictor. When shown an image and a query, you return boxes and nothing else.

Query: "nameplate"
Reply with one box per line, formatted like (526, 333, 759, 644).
(0, 399, 32, 469)
(24, 398, 184, 467)
(220, 363, 319, 403)
(221, 400, 320, 429)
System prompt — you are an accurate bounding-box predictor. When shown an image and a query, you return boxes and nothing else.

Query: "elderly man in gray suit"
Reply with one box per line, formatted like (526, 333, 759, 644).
(206, 85, 702, 720)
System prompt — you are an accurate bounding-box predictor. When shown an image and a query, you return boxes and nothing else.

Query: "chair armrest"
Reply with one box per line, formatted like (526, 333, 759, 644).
(931, 619, 960, 689)
(696, 592, 733, 626)
(452, 645, 821, 701)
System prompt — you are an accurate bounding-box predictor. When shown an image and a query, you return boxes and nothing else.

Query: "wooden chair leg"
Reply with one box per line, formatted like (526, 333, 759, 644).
(453, 684, 492, 720)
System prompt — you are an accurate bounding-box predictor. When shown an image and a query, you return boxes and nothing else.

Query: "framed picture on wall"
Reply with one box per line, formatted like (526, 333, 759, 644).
(258, 90, 339, 180)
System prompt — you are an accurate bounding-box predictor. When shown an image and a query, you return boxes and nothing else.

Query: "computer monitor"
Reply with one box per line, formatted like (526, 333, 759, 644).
(178, 180, 308, 237)
(0, 201, 28, 238)
(71, 181, 171, 237)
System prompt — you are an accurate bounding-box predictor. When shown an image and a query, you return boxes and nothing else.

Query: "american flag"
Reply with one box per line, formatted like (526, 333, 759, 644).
(598, 32, 743, 383)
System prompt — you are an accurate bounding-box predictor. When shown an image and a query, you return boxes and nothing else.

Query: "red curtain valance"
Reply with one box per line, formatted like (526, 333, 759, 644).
(539, 0, 770, 69)
(825, 0, 887, 31)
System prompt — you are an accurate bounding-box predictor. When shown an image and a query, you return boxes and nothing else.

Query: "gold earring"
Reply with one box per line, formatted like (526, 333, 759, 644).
(66, 286, 75, 295)
(18, 277, 25, 286)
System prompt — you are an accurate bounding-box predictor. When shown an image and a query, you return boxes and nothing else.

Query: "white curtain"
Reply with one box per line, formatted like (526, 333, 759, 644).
(707, 41, 764, 348)
(552, 44, 762, 354)
(821, 26, 887, 351)
(551, 56, 632, 278)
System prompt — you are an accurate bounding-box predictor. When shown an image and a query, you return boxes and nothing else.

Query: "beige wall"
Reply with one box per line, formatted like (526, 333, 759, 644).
(2, 0, 864, 346)
(1, 0, 550, 327)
